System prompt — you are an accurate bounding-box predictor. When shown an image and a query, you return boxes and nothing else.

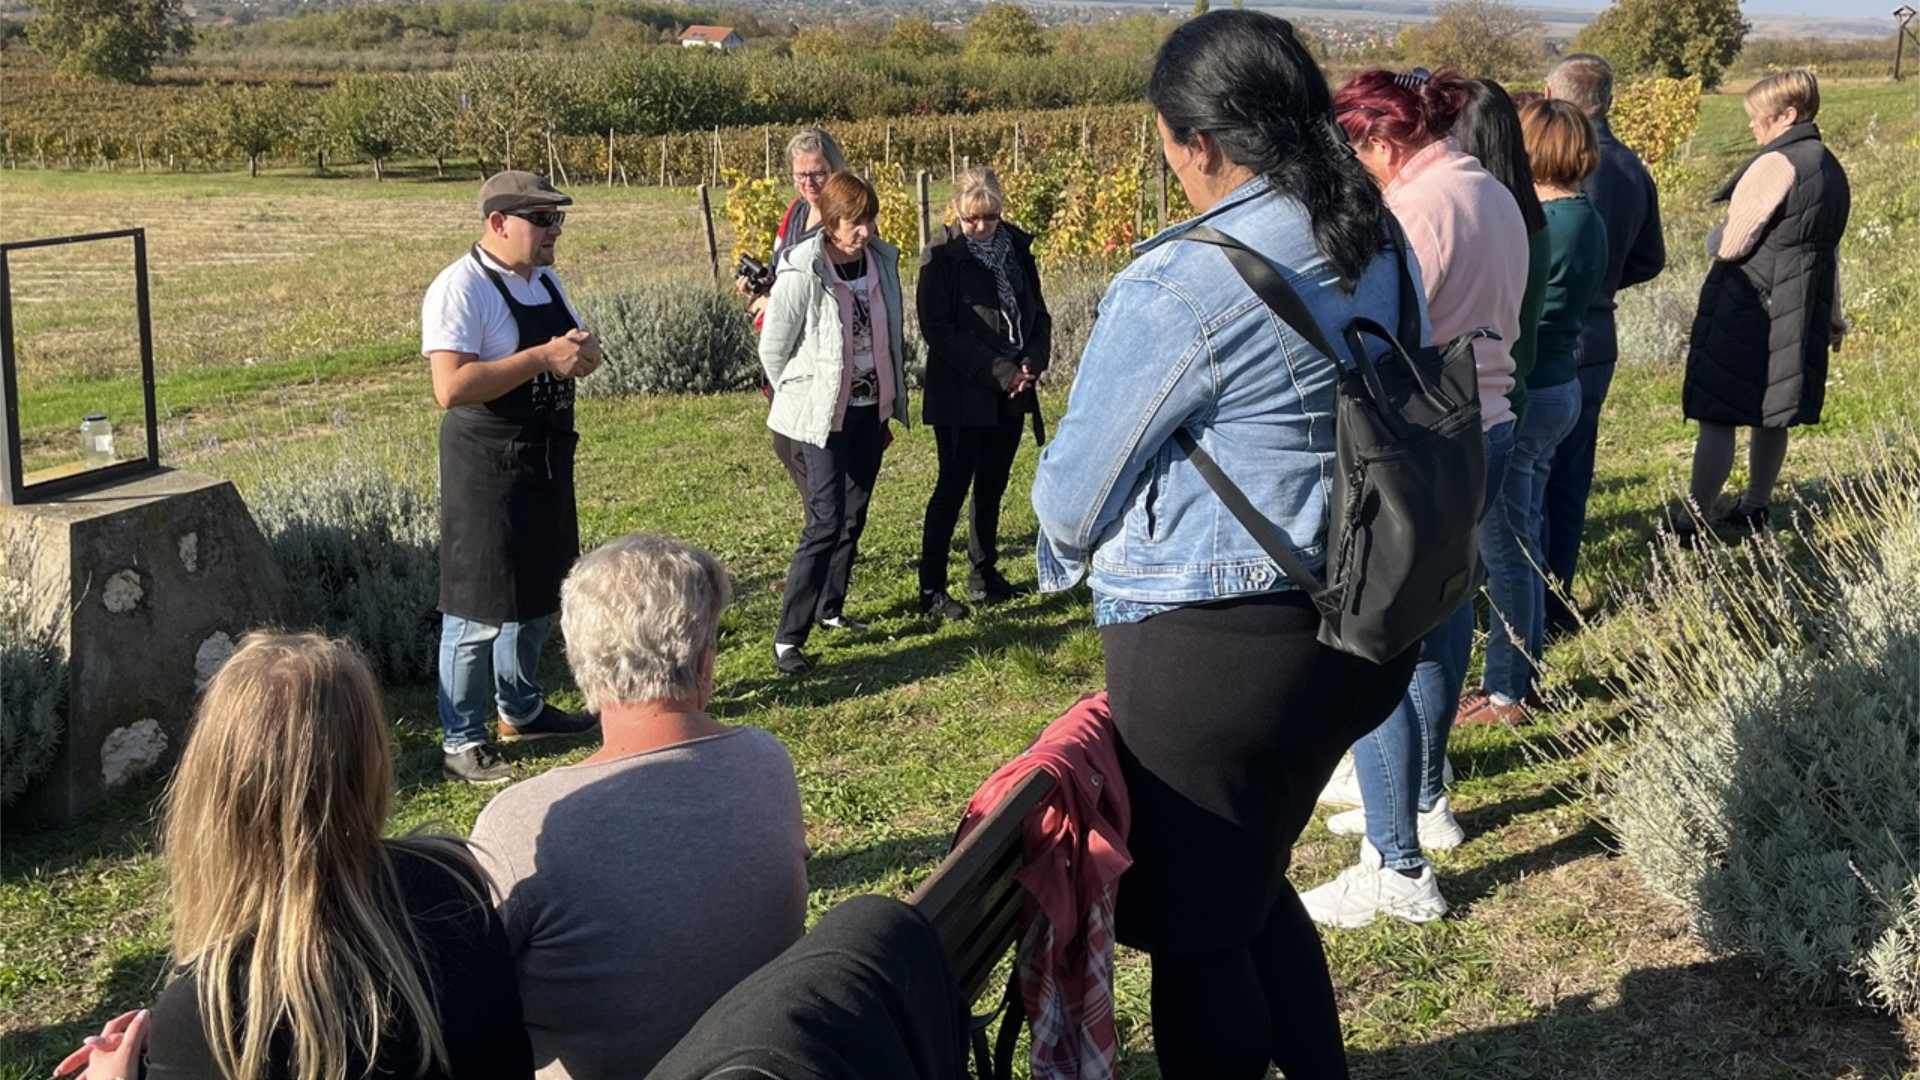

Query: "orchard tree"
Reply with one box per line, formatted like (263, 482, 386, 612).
(964, 3, 1050, 58)
(27, 0, 192, 83)
(883, 16, 957, 56)
(1574, 0, 1749, 90)
(1400, 0, 1546, 80)
(325, 74, 406, 181)
(213, 82, 300, 177)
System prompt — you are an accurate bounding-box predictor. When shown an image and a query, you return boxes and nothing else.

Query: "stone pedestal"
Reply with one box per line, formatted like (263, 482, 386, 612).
(1, 469, 301, 826)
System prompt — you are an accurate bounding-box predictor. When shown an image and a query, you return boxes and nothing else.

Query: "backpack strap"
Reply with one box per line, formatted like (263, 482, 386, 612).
(1172, 430, 1333, 611)
(1380, 213, 1425, 347)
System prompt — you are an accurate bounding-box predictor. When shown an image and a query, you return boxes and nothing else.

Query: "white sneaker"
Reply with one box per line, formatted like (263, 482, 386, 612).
(1299, 839, 1450, 928)
(1317, 753, 1365, 807)
(1325, 794, 1466, 850)
(1316, 754, 1457, 810)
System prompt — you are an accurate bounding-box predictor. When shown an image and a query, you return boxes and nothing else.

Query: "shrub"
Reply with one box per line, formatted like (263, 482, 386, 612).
(1614, 274, 1701, 369)
(0, 529, 66, 806)
(236, 428, 441, 686)
(1602, 432, 1920, 1019)
(574, 278, 761, 397)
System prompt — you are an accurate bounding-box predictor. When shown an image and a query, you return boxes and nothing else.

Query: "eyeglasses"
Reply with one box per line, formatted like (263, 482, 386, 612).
(961, 214, 1001, 227)
(793, 170, 831, 185)
(508, 210, 566, 229)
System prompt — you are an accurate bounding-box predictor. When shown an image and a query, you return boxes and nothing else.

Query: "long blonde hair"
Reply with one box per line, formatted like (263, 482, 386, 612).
(164, 631, 477, 1080)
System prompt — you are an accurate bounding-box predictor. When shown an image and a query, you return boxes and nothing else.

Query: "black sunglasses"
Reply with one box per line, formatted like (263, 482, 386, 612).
(508, 210, 567, 229)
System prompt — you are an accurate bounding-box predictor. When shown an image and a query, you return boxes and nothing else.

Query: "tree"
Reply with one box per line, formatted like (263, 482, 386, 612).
(324, 74, 406, 181)
(882, 16, 957, 57)
(1400, 0, 1546, 81)
(1192, 0, 1210, 15)
(1574, 0, 1749, 91)
(27, 0, 192, 83)
(964, 3, 1050, 58)
(212, 82, 299, 178)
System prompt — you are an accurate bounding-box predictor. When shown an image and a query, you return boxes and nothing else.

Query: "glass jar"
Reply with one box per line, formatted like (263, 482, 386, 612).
(79, 414, 116, 469)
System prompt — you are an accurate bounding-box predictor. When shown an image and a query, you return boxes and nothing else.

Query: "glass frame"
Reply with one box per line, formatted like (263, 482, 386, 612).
(0, 228, 161, 505)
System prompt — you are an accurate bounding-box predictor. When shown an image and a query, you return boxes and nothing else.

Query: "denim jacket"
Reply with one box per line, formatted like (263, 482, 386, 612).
(1031, 175, 1421, 604)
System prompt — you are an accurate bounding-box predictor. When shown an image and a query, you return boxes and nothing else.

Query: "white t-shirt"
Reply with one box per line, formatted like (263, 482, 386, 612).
(421, 246, 581, 362)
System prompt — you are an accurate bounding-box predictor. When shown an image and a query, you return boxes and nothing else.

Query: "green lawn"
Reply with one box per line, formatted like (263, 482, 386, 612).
(3, 84, 1917, 1079)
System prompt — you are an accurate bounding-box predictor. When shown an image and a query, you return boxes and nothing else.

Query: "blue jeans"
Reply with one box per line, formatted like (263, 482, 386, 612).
(1352, 420, 1512, 870)
(437, 613, 552, 753)
(1481, 382, 1582, 703)
(1542, 363, 1615, 637)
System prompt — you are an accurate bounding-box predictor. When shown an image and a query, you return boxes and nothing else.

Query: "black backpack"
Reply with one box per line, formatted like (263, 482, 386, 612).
(1172, 221, 1489, 664)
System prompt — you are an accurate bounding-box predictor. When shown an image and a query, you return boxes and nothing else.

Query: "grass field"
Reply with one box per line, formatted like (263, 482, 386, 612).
(2, 83, 1917, 1079)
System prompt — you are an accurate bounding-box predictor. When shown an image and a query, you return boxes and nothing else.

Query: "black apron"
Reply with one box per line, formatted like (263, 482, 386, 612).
(437, 247, 581, 624)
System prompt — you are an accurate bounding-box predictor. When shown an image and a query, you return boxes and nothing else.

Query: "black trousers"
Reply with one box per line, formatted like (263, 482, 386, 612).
(776, 406, 883, 647)
(917, 416, 1024, 594)
(1101, 593, 1417, 1080)
(772, 430, 812, 526)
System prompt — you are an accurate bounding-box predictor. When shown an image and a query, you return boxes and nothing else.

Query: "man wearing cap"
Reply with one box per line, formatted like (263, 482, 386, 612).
(422, 170, 602, 784)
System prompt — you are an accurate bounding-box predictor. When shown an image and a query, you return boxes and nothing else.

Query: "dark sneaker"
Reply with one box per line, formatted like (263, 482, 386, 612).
(774, 647, 811, 677)
(968, 572, 1032, 604)
(443, 743, 512, 785)
(818, 614, 870, 632)
(919, 589, 971, 621)
(498, 703, 599, 743)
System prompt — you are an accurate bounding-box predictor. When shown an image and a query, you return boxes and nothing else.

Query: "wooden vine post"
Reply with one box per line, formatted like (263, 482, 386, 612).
(698, 184, 720, 286)
(916, 170, 931, 253)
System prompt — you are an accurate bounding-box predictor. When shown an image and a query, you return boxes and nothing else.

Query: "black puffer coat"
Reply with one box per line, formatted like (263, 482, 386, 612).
(916, 223, 1052, 431)
(1684, 123, 1850, 429)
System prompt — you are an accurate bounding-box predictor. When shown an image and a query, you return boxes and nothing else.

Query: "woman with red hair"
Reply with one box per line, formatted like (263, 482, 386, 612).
(1300, 67, 1528, 929)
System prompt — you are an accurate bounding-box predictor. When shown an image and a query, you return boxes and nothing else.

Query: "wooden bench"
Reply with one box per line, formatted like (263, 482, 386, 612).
(908, 768, 1056, 1080)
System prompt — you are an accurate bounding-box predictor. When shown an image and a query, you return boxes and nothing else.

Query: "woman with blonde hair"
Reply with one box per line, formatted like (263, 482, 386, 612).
(1681, 68, 1850, 538)
(57, 632, 532, 1080)
(915, 165, 1052, 619)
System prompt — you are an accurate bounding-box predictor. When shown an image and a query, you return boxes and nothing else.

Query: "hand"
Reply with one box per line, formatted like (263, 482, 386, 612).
(747, 295, 769, 319)
(55, 1008, 150, 1079)
(1007, 364, 1036, 397)
(732, 273, 753, 297)
(544, 329, 602, 379)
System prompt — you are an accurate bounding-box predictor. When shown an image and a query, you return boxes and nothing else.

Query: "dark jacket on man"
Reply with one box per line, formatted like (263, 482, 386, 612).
(916, 223, 1052, 432)
(1684, 123, 1850, 429)
(1574, 116, 1667, 369)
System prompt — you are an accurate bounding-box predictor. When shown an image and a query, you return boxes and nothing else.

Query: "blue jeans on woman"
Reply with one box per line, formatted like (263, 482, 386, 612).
(1481, 381, 1582, 704)
(1352, 420, 1512, 871)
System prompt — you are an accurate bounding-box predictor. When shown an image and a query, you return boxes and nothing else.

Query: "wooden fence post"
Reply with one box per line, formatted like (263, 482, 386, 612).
(947, 126, 956, 179)
(1157, 157, 1169, 231)
(765, 128, 774, 178)
(711, 126, 722, 187)
(660, 136, 669, 186)
(698, 183, 720, 286)
(607, 129, 616, 186)
(885, 125, 893, 168)
(916, 170, 931, 253)
(1013, 123, 1022, 172)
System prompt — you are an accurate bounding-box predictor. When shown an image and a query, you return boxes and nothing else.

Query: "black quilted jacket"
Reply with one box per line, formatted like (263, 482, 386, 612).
(1684, 124, 1851, 428)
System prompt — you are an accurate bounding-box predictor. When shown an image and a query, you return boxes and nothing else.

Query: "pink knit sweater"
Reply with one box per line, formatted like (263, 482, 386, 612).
(1384, 138, 1526, 430)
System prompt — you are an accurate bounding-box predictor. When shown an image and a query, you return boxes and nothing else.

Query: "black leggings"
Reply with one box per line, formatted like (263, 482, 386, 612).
(917, 417, 1024, 593)
(1102, 593, 1416, 1080)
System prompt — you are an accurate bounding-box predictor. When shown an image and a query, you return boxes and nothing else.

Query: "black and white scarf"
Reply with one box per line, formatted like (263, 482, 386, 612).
(964, 227, 1025, 350)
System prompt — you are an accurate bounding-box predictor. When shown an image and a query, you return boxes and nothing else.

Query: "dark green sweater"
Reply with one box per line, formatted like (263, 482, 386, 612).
(1508, 225, 1551, 422)
(1533, 195, 1610, 390)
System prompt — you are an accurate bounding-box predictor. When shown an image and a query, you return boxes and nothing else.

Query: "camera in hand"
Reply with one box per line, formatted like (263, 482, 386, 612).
(737, 254, 775, 297)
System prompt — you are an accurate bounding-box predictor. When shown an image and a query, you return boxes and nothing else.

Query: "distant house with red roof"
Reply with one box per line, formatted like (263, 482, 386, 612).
(679, 25, 744, 50)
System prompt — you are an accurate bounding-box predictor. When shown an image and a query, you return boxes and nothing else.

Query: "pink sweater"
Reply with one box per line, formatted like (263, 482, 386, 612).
(1385, 138, 1526, 430)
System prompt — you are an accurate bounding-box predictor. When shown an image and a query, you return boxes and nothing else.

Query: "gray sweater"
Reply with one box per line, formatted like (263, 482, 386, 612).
(470, 727, 809, 1080)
